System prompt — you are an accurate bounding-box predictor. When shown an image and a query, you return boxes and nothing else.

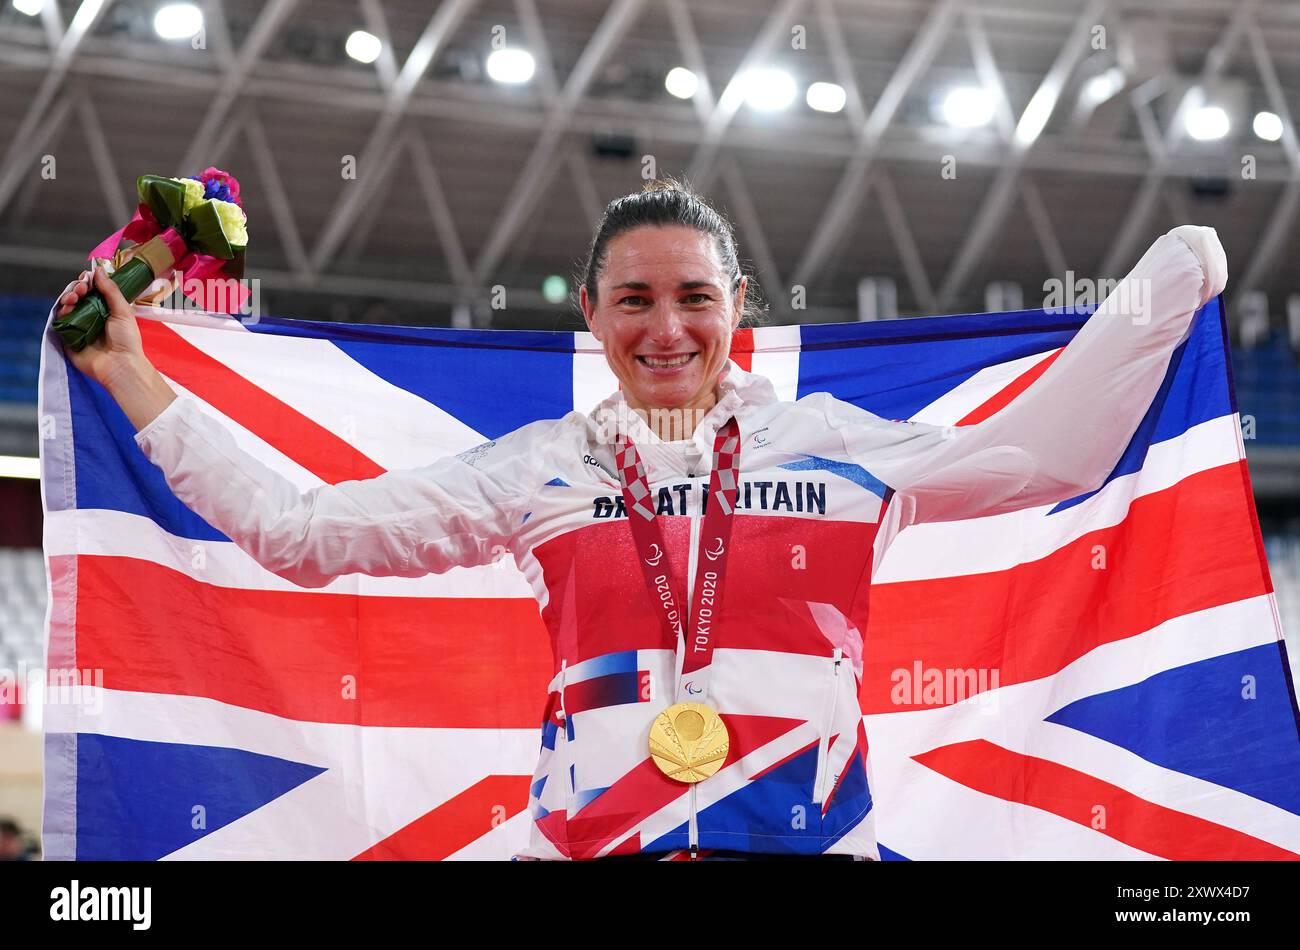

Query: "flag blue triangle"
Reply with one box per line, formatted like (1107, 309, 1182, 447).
(1046, 643, 1300, 817)
(75, 733, 326, 859)
(327, 333, 575, 440)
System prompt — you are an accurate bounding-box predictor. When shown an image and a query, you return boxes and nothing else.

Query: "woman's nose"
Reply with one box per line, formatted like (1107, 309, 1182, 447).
(645, 302, 686, 343)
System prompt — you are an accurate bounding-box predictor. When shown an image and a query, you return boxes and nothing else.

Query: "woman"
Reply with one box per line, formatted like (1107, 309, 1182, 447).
(54, 179, 1227, 861)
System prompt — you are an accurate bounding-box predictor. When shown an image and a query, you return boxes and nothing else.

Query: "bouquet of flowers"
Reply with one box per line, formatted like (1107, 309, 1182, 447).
(54, 167, 250, 350)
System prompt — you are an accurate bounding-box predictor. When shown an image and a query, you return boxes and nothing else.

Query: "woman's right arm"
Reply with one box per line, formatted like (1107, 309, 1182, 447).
(54, 265, 546, 588)
(131, 395, 548, 587)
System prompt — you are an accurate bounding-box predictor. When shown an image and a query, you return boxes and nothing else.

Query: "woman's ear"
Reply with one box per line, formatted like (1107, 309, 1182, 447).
(732, 275, 747, 330)
(579, 284, 601, 340)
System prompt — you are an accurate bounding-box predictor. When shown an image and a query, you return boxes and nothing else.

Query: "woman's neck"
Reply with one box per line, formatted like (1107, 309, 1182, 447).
(626, 389, 718, 441)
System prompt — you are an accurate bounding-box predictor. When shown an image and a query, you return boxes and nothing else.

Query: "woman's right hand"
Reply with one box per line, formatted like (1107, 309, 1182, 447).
(54, 263, 149, 392)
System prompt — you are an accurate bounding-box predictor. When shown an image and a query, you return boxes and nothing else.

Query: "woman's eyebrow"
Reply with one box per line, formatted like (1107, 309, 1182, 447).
(610, 280, 720, 291)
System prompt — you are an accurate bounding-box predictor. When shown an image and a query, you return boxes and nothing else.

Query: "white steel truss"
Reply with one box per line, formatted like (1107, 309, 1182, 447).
(0, 0, 1298, 325)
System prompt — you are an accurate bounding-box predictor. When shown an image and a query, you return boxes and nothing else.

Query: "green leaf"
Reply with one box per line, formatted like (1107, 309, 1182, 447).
(137, 175, 187, 229)
(185, 201, 236, 260)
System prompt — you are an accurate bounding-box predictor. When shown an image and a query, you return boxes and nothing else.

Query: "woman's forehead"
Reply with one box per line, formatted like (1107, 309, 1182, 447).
(601, 227, 723, 283)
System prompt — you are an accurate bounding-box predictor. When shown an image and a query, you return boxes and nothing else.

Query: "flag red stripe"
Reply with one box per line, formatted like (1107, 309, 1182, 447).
(353, 774, 531, 860)
(916, 738, 1297, 859)
(74, 554, 552, 728)
(728, 328, 754, 373)
(956, 348, 1064, 426)
(861, 460, 1271, 713)
(138, 320, 386, 484)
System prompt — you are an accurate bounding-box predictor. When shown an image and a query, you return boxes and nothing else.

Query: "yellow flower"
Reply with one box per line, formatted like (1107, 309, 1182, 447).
(175, 177, 206, 215)
(213, 199, 249, 247)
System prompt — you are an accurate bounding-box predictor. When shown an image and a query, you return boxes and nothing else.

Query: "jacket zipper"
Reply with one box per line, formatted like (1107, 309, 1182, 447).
(813, 647, 843, 806)
(555, 659, 572, 819)
(684, 487, 703, 852)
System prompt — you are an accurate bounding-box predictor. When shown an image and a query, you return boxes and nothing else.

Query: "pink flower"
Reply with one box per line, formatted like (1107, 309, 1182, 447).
(198, 166, 241, 205)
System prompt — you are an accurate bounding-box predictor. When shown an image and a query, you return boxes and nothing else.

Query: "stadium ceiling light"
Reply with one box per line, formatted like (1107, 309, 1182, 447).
(1014, 87, 1054, 145)
(1082, 67, 1126, 107)
(1253, 110, 1284, 142)
(665, 67, 698, 100)
(1186, 104, 1230, 141)
(741, 68, 796, 112)
(941, 86, 995, 128)
(153, 3, 204, 41)
(12, 0, 45, 16)
(806, 81, 846, 113)
(345, 30, 382, 65)
(485, 48, 536, 85)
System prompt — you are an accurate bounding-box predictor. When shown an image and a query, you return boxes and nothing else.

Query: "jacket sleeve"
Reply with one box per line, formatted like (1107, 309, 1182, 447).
(133, 394, 553, 588)
(821, 224, 1228, 526)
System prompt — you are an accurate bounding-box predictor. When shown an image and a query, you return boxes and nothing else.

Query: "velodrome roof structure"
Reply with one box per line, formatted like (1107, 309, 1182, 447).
(0, 0, 1297, 332)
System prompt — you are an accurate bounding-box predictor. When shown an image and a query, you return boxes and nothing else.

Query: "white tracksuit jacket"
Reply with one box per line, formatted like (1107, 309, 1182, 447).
(131, 226, 1227, 859)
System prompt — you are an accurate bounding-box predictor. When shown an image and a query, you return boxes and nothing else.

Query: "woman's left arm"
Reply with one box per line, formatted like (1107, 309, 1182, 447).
(821, 224, 1227, 526)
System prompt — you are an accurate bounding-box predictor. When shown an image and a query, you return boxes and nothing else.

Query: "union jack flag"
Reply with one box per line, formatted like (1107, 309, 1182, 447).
(37, 297, 1300, 859)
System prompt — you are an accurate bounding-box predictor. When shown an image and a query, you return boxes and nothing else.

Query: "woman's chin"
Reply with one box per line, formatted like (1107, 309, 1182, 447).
(630, 377, 698, 409)
(618, 356, 722, 411)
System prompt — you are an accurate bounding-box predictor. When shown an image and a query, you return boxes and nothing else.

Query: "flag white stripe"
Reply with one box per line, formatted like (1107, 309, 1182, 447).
(135, 305, 252, 333)
(166, 320, 488, 469)
(877, 754, 1152, 859)
(44, 507, 536, 598)
(445, 808, 534, 861)
(573, 334, 617, 415)
(749, 325, 802, 402)
(874, 413, 1244, 582)
(909, 348, 1062, 426)
(1023, 719, 1300, 852)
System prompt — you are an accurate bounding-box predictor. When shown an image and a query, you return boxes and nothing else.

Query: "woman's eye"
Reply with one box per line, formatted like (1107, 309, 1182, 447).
(683, 293, 710, 304)
(618, 295, 646, 306)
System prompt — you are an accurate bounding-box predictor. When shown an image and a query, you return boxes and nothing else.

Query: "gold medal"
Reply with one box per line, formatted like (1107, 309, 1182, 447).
(648, 701, 729, 783)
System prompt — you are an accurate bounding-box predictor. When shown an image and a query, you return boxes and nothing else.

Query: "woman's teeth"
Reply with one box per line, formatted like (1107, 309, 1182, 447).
(639, 354, 695, 368)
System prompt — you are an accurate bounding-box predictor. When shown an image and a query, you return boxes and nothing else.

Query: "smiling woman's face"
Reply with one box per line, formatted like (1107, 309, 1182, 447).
(580, 224, 745, 416)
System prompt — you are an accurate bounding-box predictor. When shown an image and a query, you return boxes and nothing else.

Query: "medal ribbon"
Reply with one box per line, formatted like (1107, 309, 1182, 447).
(614, 416, 741, 705)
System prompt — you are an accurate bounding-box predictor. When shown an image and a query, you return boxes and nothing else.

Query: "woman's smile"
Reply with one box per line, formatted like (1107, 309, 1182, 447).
(636, 351, 698, 372)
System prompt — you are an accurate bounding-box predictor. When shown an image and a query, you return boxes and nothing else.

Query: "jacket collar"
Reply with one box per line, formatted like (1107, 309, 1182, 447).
(587, 359, 777, 477)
